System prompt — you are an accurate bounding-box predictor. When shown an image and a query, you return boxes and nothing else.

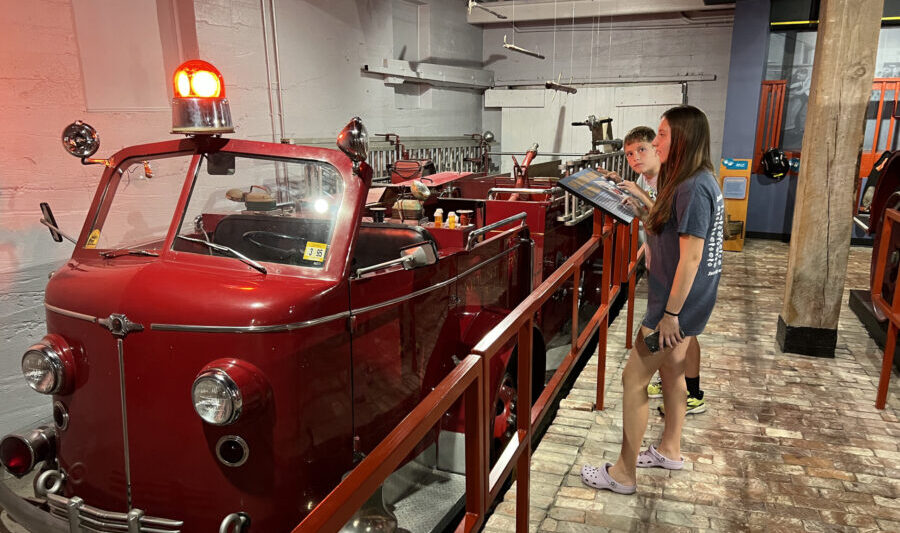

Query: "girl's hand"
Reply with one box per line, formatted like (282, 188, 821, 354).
(658, 314, 683, 348)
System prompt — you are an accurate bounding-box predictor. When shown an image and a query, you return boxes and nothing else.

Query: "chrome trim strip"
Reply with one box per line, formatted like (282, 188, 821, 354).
(45, 303, 99, 324)
(46, 493, 183, 531)
(152, 309, 351, 333)
(353, 243, 520, 315)
(152, 237, 523, 332)
(352, 274, 457, 316)
(116, 338, 134, 510)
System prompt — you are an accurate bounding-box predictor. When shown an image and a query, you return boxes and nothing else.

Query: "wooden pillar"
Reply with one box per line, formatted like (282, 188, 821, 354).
(777, 0, 884, 357)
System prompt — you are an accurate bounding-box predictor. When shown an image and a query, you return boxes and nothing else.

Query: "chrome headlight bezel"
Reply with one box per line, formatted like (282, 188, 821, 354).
(191, 369, 243, 426)
(22, 342, 66, 395)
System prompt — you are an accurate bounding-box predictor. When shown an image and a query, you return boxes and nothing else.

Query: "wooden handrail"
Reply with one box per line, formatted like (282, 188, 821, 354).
(293, 355, 483, 533)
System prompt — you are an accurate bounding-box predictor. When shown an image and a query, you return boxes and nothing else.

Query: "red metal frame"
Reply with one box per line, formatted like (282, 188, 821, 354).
(752, 80, 786, 174)
(859, 79, 900, 210)
(869, 207, 900, 409)
(294, 212, 643, 532)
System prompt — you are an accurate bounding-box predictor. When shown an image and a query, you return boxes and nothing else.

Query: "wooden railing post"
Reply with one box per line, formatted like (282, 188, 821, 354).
(515, 319, 532, 533)
(461, 356, 486, 533)
(571, 264, 581, 351)
(596, 215, 613, 411)
(875, 209, 899, 409)
(625, 220, 639, 350)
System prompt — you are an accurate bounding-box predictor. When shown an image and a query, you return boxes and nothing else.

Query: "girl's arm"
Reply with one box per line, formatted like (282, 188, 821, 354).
(657, 234, 704, 348)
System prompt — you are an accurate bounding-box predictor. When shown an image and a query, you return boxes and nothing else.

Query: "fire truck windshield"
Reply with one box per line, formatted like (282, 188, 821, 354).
(84, 153, 193, 253)
(172, 153, 344, 269)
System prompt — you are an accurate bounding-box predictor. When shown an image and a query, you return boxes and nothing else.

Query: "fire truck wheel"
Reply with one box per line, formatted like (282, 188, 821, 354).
(491, 368, 517, 462)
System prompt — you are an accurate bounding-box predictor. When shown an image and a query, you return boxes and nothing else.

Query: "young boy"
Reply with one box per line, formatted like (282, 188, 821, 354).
(617, 126, 707, 415)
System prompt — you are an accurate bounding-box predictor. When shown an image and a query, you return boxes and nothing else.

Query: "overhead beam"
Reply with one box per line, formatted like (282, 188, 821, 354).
(466, 0, 734, 25)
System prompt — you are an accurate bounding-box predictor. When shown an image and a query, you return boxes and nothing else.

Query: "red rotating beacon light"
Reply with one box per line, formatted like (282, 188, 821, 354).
(170, 59, 233, 134)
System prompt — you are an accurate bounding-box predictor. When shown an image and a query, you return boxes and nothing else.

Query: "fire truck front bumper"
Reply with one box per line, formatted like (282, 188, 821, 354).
(0, 472, 183, 533)
(0, 475, 67, 533)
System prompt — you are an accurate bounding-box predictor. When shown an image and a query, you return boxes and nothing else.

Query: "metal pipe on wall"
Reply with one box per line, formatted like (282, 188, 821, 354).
(259, 0, 289, 202)
(259, 0, 278, 144)
(270, 0, 287, 143)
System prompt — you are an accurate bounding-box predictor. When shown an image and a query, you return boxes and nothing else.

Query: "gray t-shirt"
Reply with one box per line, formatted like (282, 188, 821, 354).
(642, 169, 724, 336)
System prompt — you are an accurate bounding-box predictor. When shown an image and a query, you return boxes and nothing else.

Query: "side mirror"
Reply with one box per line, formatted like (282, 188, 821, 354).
(39, 203, 76, 244)
(400, 241, 438, 270)
(337, 117, 369, 167)
(40, 203, 62, 243)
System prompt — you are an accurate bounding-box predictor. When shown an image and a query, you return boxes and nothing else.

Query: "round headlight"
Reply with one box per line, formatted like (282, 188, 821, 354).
(22, 344, 65, 394)
(191, 370, 242, 426)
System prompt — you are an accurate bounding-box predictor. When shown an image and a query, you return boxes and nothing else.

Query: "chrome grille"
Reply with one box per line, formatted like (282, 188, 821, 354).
(46, 493, 182, 533)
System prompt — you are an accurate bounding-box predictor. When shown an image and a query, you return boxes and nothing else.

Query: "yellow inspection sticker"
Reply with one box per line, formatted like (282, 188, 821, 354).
(85, 229, 101, 249)
(303, 242, 328, 262)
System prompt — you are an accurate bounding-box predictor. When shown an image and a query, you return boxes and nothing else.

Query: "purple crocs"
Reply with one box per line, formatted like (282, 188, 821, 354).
(636, 444, 684, 470)
(580, 463, 637, 494)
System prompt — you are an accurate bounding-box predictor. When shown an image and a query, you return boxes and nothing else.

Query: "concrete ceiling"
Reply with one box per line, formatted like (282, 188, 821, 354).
(467, 0, 736, 25)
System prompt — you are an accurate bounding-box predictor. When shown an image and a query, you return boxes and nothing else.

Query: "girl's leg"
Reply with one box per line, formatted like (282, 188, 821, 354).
(608, 326, 668, 485)
(657, 337, 691, 460)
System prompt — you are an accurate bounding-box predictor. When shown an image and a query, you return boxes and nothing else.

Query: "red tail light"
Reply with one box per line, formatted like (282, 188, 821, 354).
(0, 427, 56, 478)
(0, 438, 31, 476)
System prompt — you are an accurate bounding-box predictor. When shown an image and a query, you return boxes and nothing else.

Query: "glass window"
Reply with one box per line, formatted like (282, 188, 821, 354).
(85, 153, 192, 252)
(173, 153, 344, 269)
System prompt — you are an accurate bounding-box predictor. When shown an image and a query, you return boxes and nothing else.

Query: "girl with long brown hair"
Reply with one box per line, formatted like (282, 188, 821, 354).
(581, 105, 724, 494)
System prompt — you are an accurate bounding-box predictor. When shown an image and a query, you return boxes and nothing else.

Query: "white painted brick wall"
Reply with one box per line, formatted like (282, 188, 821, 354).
(482, 19, 734, 164)
(0, 0, 175, 436)
(0, 0, 485, 437)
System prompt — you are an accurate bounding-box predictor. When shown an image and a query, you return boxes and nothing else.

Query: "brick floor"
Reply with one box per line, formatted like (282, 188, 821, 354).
(483, 240, 900, 533)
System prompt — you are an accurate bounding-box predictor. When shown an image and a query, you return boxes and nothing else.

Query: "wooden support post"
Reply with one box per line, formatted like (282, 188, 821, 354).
(777, 0, 883, 357)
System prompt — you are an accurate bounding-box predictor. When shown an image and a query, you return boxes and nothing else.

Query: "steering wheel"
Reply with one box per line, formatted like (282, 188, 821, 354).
(242, 231, 307, 262)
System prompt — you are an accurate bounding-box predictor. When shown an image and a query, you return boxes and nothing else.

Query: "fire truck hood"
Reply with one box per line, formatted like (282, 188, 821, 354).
(44, 258, 345, 328)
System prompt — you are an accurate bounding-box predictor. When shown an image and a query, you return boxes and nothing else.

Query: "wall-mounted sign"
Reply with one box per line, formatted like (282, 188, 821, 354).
(719, 158, 752, 252)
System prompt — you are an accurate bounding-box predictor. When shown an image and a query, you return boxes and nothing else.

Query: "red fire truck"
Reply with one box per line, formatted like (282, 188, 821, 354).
(0, 61, 613, 532)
